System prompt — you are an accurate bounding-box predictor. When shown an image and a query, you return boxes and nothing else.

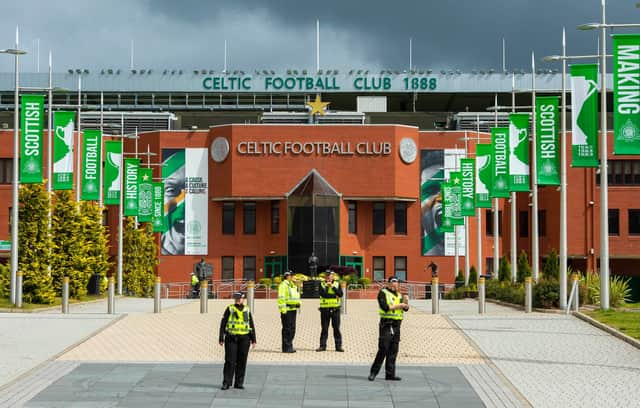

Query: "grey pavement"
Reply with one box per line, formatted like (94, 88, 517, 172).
(22, 363, 486, 408)
(42, 297, 195, 315)
(410, 299, 520, 316)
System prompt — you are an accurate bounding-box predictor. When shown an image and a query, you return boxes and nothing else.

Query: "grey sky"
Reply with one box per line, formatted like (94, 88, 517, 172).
(0, 0, 637, 73)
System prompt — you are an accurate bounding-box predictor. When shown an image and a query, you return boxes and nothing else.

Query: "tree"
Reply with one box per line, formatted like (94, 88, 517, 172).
(51, 190, 85, 297)
(123, 218, 158, 296)
(79, 201, 112, 294)
(498, 256, 511, 282)
(469, 265, 478, 285)
(18, 184, 55, 304)
(517, 250, 532, 283)
(0, 263, 9, 299)
(542, 248, 560, 281)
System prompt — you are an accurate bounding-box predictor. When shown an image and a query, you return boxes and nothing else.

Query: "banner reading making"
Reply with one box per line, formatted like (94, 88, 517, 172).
(613, 34, 640, 155)
(509, 113, 530, 190)
(475, 144, 492, 208)
(535, 96, 560, 185)
(138, 167, 153, 223)
(81, 130, 101, 201)
(460, 158, 475, 216)
(491, 128, 510, 197)
(103, 141, 122, 205)
(570, 64, 599, 167)
(52, 111, 75, 190)
(123, 158, 139, 216)
(20, 95, 44, 184)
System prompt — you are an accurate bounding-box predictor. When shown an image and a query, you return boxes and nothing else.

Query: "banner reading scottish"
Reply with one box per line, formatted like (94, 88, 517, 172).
(460, 158, 475, 216)
(613, 34, 640, 155)
(491, 127, 510, 197)
(52, 111, 75, 190)
(20, 95, 44, 184)
(123, 158, 139, 216)
(475, 144, 492, 208)
(570, 64, 599, 167)
(535, 96, 560, 185)
(152, 182, 166, 232)
(161, 148, 208, 255)
(81, 130, 101, 201)
(103, 141, 122, 205)
(509, 113, 530, 190)
(138, 167, 153, 222)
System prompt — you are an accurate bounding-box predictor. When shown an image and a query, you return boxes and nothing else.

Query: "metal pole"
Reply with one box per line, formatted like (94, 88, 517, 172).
(47, 51, 53, 197)
(108, 276, 115, 314)
(560, 28, 568, 310)
(478, 276, 485, 314)
(15, 272, 22, 308)
(572, 273, 580, 311)
(464, 132, 470, 286)
(10, 27, 20, 304)
(599, 0, 610, 311)
(431, 277, 439, 314)
(154, 276, 161, 313)
(76, 74, 81, 202)
(98, 92, 104, 208)
(341, 280, 347, 315)
(454, 224, 459, 279)
(117, 114, 124, 295)
(316, 20, 320, 72)
(62, 276, 69, 314)
(531, 52, 540, 282)
(493, 94, 499, 278)
(525, 277, 532, 313)
(476, 114, 483, 281)
(511, 73, 518, 283)
(247, 280, 255, 312)
(200, 280, 208, 313)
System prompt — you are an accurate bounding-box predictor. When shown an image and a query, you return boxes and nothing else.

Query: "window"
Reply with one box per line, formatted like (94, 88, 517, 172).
(348, 202, 357, 234)
(0, 159, 12, 184)
(222, 256, 234, 280)
(243, 202, 256, 234)
(222, 203, 235, 235)
(373, 202, 385, 235)
(271, 202, 280, 234)
(394, 256, 407, 281)
(597, 160, 640, 186)
(519, 211, 529, 238)
(243, 256, 256, 281)
(373, 256, 385, 281)
(629, 209, 640, 235)
(485, 210, 502, 236)
(394, 202, 407, 235)
(609, 209, 620, 236)
(538, 210, 546, 237)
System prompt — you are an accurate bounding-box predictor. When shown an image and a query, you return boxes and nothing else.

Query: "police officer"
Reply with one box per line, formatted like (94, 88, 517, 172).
(316, 271, 344, 352)
(368, 276, 409, 382)
(278, 271, 301, 353)
(190, 272, 200, 297)
(219, 291, 256, 390)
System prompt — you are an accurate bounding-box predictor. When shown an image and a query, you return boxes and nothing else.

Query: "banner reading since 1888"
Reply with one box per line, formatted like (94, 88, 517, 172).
(20, 95, 44, 184)
(613, 34, 640, 155)
(152, 182, 166, 233)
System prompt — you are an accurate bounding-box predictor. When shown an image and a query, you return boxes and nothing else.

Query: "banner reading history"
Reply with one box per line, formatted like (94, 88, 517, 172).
(475, 144, 492, 208)
(535, 96, 560, 185)
(161, 148, 208, 255)
(570, 64, 599, 167)
(103, 141, 122, 205)
(613, 34, 640, 155)
(81, 130, 101, 201)
(460, 158, 475, 216)
(123, 158, 139, 216)
(52, 111, 75, 190)
(20, 95, 44, 184)
(509, 113, 530, 190)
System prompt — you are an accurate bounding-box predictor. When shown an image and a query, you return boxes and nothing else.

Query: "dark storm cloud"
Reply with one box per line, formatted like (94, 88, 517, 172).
(0, 0, 637, 72)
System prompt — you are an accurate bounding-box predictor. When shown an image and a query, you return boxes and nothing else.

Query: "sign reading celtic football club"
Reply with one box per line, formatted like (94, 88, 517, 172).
(535, 96, 560, 185)
(399, 138, 417, 164)
(613, 34, 640, 155)
(20, 95, 44, 184)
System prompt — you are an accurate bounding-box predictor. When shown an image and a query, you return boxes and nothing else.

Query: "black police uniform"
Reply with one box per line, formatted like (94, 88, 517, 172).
(369, 287, 406, 381)
(317, 280, 343, 351)
(218, 303, 256, 389)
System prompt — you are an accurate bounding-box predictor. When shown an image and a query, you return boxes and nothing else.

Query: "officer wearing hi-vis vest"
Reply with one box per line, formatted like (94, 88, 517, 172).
(219, 292, 256, 390)
(369, 276, 409, 382)
(316, 270, 344, 352)
(278, 270, 301, 353)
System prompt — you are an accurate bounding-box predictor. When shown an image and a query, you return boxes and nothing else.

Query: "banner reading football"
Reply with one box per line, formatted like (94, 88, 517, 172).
(138, 167, 153, 222)
(152, 182, 166, 232)
(613, 34, 640, 155)
(103, 141, 121, 205)
(570, 64, 599, 167)
(52, 111, 75, 190)
(20, 95, 44, 184)
(123, 158, 139, 216)
(81, 130, 101, 201)
(491, 127, 510, 197)
(536, 96, 560, 185)
(509, 114, 530, 190)
(460, 158, 475, 216)
(475, 144, 492, 208)
(161, 148, 208, 255)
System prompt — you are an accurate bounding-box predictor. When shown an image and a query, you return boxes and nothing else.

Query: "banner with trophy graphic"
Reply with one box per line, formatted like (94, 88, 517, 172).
(52, 111, 75, 190)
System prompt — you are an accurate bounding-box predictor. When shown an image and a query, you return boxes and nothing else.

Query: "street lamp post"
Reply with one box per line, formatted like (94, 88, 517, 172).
(531, 52, 540, 282)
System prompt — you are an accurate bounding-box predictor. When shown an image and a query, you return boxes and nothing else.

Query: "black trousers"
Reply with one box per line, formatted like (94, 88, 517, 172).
(280, 310, 297, 351)
(223, 334, 251, 387)
(370, 319, 401, 378)
(319, 308, 342, 348)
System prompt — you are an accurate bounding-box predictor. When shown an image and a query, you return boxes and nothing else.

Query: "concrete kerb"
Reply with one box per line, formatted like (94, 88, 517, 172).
(574, 311, 640, 351)
(0, 295, 116, 314)
(485, 298, 566, 314)
(443, 314, 533, 408)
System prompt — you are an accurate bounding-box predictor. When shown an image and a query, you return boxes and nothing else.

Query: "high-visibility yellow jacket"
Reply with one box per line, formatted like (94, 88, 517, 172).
(319, 281, 342, 308)
(226, 304, 252, 335)
(278, 280, 301, 314)
(379, 288, 403, 320)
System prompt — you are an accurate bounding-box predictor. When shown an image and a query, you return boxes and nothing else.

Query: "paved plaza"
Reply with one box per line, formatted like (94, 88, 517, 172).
(0, 298, 637, 407)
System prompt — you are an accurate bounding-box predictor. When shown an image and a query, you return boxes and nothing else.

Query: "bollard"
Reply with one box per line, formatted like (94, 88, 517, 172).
(431, 277, 439, 314)
(16, 272, 23, 308)
(572, 273, 580, 311)
(107, 276, 115, 314)
(247, 280, 255, 312)
(62, 277, 70, 314)
(154, 276, 162, 313)
(478, 277, 486, 314)
(341, 280, 347, 315)
(200, 280, 208, 314)
(524, 277, 533, 313)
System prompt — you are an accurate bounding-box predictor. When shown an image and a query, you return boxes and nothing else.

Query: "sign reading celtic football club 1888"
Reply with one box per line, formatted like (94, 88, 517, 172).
(53, 111, 75, 190)
(81, 130, 101, 201)
(123, 158, 139, 216)
(613, 34, 640, 155)
(20, 95, 44, 184)
(535, 96, 560, 185)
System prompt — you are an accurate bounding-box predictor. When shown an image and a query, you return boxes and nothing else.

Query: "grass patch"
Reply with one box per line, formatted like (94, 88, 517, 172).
(0, 294, 106, 310)
(621, 303, 640, 309)
(587, 310, 640, 340)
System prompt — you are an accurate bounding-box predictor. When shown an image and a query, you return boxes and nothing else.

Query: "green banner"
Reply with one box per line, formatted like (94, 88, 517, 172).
(152, 182, 166, 232)
(440, 182, 454, 233)
(20, 95, 44, 184)
(475, 144, 492, 208)
(52, 111, 75, 190)
(124, 158, 140, 216)
(81, 130, 101, 201)
(460, 158, 475, 216)
(536, 96, 560, 185)
(491, 128, 510, 197)
(570, 64, 599, 167)
(138, 167, 153, 222)
(103, 141, 121, 205)
(420, 149, 445, 256)
(509, 113, 530, 191)
(449, 171, 464, 225)
(613, 34, 640, 155)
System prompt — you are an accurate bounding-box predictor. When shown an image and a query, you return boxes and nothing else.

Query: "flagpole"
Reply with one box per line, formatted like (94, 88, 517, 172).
(560, 28, 568, 309)
(510, 73, 518, 283)
(47, 51, 52, 197)
(99, 92, 104, 208)
(476, 114, 483, 282)
(531, 52, 540, 282)
(117, 113, 124, 295)
(493, 94, 499, 278)
(598, 0, 610, 310)
(76, 74, 82, 202)
(464, 131, 470, 286)
(10, 26, 21, 304)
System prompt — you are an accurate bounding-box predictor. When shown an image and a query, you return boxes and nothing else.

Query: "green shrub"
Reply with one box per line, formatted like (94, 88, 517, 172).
(273, 276, 282, 285)
(258, 278, 272, 287)
(485, 280, 525, 305)
(533, 279, 560, 308)
(498, 256, 511, 282)
(445, 286, 465, 299)
(469, 266, 478, 284)
(587, 274, 632, 308)
(0, 263, 9, 299)
(542, 249, 559, 281)
(455, 270, 464, 283)
(358, 277, 371, 288)
(516, 251, 532, 283)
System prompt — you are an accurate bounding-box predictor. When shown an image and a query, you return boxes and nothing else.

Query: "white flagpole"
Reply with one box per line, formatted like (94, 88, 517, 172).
(316, 20, 320, 73)
(493, 94, 499, 278)
(531, 52, 540, 282)
(76, 74, 82, 202)
(560, 28, 568, 309)
(476, 114, 483, 281)
(511, 73, 518, 283)
(10, 26, 20, 304)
